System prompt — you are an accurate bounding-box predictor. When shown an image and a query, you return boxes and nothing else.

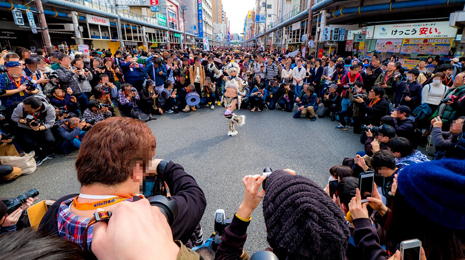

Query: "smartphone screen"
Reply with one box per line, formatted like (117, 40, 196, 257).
(329, 180, 338, 197)
(403, 246, 420, 260)
(360, 174, 374, 201)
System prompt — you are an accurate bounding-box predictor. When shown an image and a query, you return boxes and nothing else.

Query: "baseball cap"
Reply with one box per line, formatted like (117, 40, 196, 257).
(395, 105, 411, 115)
(378, 124, 396, 138)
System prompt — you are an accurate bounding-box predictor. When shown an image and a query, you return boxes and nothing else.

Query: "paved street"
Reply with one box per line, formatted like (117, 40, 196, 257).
(0, 107, 362, 253)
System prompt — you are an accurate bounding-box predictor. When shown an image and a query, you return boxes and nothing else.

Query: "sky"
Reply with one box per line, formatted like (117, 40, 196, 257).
(222, 0, 255, 34)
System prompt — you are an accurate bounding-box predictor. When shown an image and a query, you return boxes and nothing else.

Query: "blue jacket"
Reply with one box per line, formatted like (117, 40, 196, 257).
(121, 62, 145, 84)
(300, 92, 318, 111)
(250, 87, 267, 101)
(145, 62, 167, 86)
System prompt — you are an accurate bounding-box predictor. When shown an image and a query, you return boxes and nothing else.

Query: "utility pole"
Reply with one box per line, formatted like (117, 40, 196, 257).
(35, 0, 52, 54)
(113, 0, 125, 51)
(264, 0, 267, 51)
(70, 11, 84, 45)
(304, 0, 314, 58)
(182, 5, 187, 50)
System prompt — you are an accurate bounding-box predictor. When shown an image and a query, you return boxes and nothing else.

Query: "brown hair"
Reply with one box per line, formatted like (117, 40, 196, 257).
(329, 165, 354, 179)
(75, 117, 156, 186)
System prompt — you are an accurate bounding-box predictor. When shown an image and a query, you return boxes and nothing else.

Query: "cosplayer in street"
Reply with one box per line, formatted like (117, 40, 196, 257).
(222, 62, 246, 136)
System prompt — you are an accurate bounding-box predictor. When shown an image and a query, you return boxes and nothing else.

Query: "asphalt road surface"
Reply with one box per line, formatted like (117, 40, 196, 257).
(0, 107, 363, 253)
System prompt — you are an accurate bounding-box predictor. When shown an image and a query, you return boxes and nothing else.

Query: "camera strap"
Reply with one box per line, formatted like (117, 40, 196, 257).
(71, 194, 144, 211)
(7, 74, 24, 96)
(83, 210, 112, 253)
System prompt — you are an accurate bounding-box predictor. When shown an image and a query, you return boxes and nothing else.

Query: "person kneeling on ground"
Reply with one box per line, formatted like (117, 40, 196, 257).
(117, 83, 140, 117)
(82, 100, 112, 124)
(250, 83, 267, 112)
(293, 85, 318, 121)
(57, 117, 90, 154)
(431, 116, 465, 159)
(38, 117, 206, 251)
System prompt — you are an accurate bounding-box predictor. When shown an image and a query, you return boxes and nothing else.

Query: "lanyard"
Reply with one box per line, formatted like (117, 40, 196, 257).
(72, 194, 144, 211)
(8, 74, 24, 95)
(369, 98, 381, 107)
(444, 76, 452, 86)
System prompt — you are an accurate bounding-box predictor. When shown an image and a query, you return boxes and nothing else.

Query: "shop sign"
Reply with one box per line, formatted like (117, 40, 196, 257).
(157, 13, 167, 27)
(345, 40, 353, 52)
(86, 14, 110, 26)
(12, 9, 24, 26)
(322, 28, 330, 41)
(203, 37, 210, 51)
(353, 34, 366, 43)
(78, 45, 90, 55)
(402, 59, 420, 70)
(373, 21, 457, 39)
(197, 0, 203, 37)
(174, 33, 181, 38)
(338, 28, 346, 41)
(150, 6, 159, 12)
(375, 39, 403, 53)
(26, 11, 37, 34)
(332, 28, 340, 41)
(292, 22, 301, 31)
(400, 38, 452, 55)
(0, 31, 17, 40)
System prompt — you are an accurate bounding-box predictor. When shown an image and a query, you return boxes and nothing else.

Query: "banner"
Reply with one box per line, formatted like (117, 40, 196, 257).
(197, 0, 203, 38)
(400, 38, 453, 55)
(373, 21, 457, 39)
(375, 39, 402, 53)
(345, 40, 353, 52)
(402, 59, 420, 70)
(203, 37, 210, 51)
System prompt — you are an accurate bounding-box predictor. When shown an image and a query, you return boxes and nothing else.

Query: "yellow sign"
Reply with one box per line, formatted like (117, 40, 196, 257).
(247, 10, 253, 19)
(358, 42, 365, 50)
(402, 59, 420, 70)
(151, 43, 158, 47)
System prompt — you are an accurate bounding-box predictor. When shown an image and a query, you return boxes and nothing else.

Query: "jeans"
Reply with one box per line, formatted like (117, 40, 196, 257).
(75, 93, 89, 112)
(270, 98, 293, 112)
(200, 94, 216, 106)
(294, 84, 303, 98)
(18, 128, 55, 158)
(119, 103, 133, 117)
(61, 131, 86, 154)
(161, 98, 178, 112)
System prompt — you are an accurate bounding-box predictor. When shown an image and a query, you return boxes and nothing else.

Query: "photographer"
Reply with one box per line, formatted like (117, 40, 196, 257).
(318, 84, 340, 121)
(350, 82, 368, 134)
(394, 68, 422, 110)
(23, 56, 49, 92)
(364, 124, 396, 157)
(11, 96, 56, 166)
(121, 53, 146, 91)
(215, 170, 349, 260)
(431, 116, 465, 159)
(0, 196, 36, 234)
(434, 72, 465, 129)
(270, 82, 295, 112)
(250, 83, 267, 112)
(57, 117, 89, 154)
(139, 80, 163, 116)
(83, 100, 112, 124)
(50, 87, 79, 116)
(354, 86, 390, 126)
(71, 58, 93, 109)
(55, 54, 78, 91)
(145, 57, 167, 93)
(0, 61, 39, 109)
(293, 85, 317, 120)
(94, 74, 117, 102)
(374, 62, 399, 101)
(391, 105, 416, 141)
(389, 137, 429, 168)
(117, 83, 140, 117)
(38, 117, 206, 250)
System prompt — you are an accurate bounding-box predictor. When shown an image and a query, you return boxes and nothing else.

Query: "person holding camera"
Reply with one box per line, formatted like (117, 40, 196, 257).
(71, 58, 93, 107)
(11, 96, 56, 166)
(318, 84, 340, 121)
(23, 56, 50, 93)
(117, 83, 140, 117)
(364, 124, 396, 157)
(0, 61, 39, 109)
(215, 169, 350, 260)
(293, 85, 318, 120)
(270, 82, 295, 112)
(145, 58, 167, 94)
(394, 69, 422, 111)
(431, 116, 465, 159)
(50, 87, 79, 116)
(38, 117, 206, 251)
(57, 117, 90, 154)
(139, 79, 163, 116)
(0, 196, 36, 234)
(121, 53, 146, 92)
(82, 100, 112, 124)
(433, 72, 465, 130)
(250, 83, 267, 112)
(354, 86, 390, 127)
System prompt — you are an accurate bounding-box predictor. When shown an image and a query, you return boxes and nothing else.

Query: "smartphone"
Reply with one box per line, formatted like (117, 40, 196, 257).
(400, 239, 422, 260)
(329, 180, 338, 197)
(359, 172, 374, 203)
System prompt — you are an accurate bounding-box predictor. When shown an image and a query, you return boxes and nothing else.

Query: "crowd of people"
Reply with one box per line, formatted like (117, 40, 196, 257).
(0, 45, 464, 260)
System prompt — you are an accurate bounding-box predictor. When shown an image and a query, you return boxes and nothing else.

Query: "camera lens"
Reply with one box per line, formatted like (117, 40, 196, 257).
(148, 195, 178, 226)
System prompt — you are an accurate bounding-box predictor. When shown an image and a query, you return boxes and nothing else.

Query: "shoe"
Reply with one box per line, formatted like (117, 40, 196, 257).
(310, 117, 317, 121)
(36, 156, 49, 166)
(195, 105, 200, 109)
(335, 124, 346, 130)
(47, 153, 56, 159)
(183, 105, 190, 112)
(217, 101, 221, 106)
(167, 109, 174, 114)
(211, 105, 215, 110)
(228, 130, 238, 136)
(347, 125, 354, 129)
(251, 108, 256, 112)
(258, 108, 262, 112)
(191, 106, 197, 111)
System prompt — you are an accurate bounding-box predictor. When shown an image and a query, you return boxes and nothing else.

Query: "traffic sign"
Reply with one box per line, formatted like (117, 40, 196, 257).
(150, 6, 159, 12)
(12, 9, 24, 26)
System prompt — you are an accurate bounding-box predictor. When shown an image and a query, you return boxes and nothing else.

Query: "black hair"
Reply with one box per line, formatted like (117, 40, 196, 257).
(329, 165, 354, 179)
(99, 74, 109, 80)
(194, 56, 200, 62)
(349, 64, 359, 71)
(164, 80, 173, 88)
(388, 137, 414, 157)
(344, 58, 352, 65)
(356, 81, 364, 88)
(371, 150, 397, 170)
(25, 57, 39, 65)
(0, 228, 86, 260)
(337, 177, 358, 208)
(71, 58, 82, 66)
(380, 115, 396, 128)
(258, 83, 265, 89)
(407, 68, 419, 77)
(372, 86, 385, 98)
(23, 96, 42, 109)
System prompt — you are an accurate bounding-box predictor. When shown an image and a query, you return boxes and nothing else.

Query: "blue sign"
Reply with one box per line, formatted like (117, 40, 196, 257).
(339, 28, 346, 41)
(255, 15, 260, 22)
(26, 11, 37, 34)
(150, 6, 159, 12)
(197, 0, 203, 38)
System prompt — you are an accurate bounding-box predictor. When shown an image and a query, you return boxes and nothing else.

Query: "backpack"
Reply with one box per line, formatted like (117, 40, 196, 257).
(412, 103, 433, 122)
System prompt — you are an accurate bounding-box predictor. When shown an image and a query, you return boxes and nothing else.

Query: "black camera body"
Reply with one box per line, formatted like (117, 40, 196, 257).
(148, 195, 178, 226)
(214, 209, 232, 236)
(361, 125, 380, 134)
(343, 83, 355, 90)
(2, 189, 39, 214)
(25, 114, 35, 124)
(354, 94, 363, 99)
(59, 107, 69, 117)
(25, 80, 36, 92)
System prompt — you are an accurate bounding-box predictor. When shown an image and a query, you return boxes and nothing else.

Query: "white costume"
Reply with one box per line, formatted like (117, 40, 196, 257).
(222, 62, 246, 136)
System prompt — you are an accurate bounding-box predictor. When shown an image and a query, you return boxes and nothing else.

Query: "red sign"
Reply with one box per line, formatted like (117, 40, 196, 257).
(318, 49, 323, 59)
(150, 0, 159, 5)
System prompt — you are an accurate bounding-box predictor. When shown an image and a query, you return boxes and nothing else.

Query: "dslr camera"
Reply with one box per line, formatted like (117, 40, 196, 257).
(361, 125, 380, 134)
(2, 189, 39, 214)
(25, 114, 43, 127)
(343, 83, 355, 90)
(354, 94, 364, 99)
(24, 80, 36, 92)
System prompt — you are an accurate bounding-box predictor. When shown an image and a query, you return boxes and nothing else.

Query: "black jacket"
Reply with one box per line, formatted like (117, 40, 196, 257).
(38, 161, 206, 245)
(358, 98, 390, 126)
(394, 117, 415, 141)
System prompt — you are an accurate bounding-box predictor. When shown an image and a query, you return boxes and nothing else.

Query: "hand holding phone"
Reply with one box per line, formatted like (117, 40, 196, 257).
(359, 172, 374, 203)
(400, 239, 422, 260)
(329, 180, 338, 198)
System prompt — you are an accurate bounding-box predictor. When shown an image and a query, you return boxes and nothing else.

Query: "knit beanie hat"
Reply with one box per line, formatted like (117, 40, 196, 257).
(263, 170, 350, 260)
(398, 159, 465, 230)
(0, 201, 7, 220)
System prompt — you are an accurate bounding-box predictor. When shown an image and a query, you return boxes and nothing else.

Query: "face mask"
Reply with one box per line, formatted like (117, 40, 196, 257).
(433, 79, 441, 84)
(407, 76, 413, 81)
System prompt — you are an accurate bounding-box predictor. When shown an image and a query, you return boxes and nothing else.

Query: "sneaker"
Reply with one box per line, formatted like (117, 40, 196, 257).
(36, 157, 49, 166)
(182, 105, 190, 112)
(167, 109, 174, 114)
(217, 101, 221, 106)
(210, 105, 215, 110)
(191, 106, 197, 111)
(347, 125, 354, 129)
(251, 108, 256, 112)
(47, 153, 56, 159)
(335, 124, 345, 129)
(310, 117, 317, 121)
